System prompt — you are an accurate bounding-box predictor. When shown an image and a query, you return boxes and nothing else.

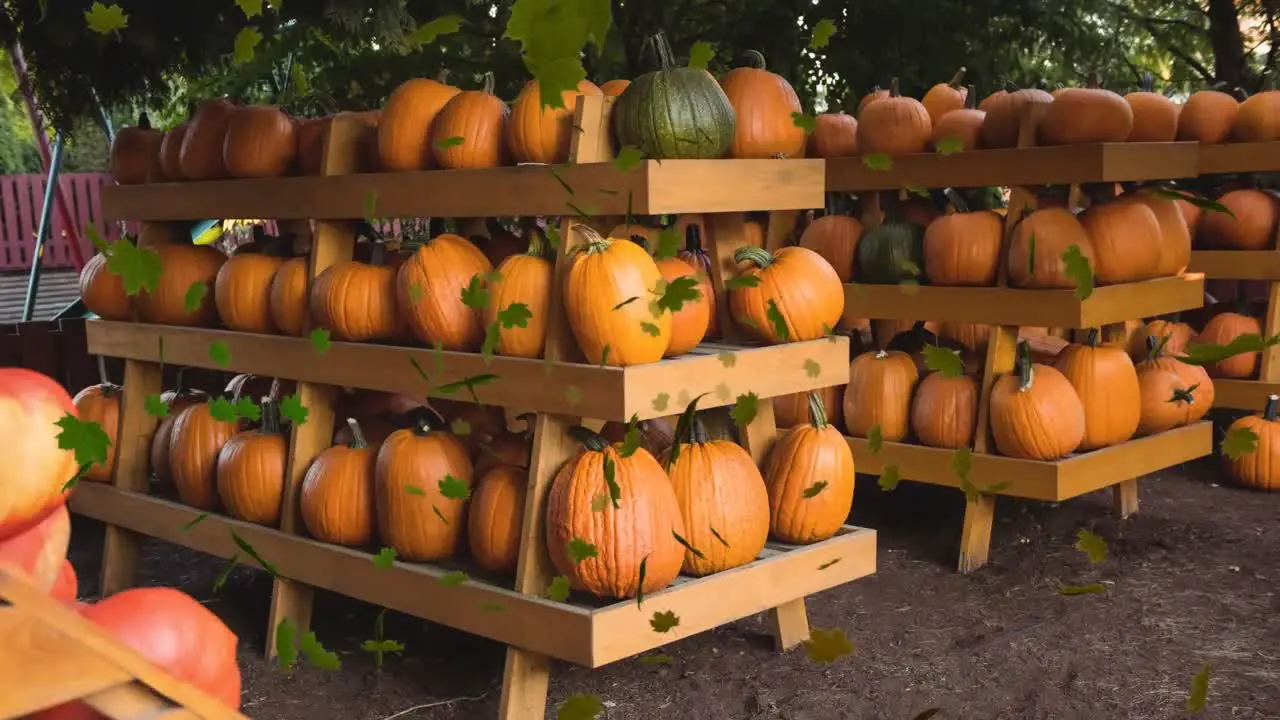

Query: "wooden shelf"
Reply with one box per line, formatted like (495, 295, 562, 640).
(86, 321, 849, 423)
(1197, 141, 1280, 175)
(825, 142, 1199, 192)
(67, 482, 875, 669)
(846, 422, 1212, 503)
(1187, 251, 1280, 280)
(101, 159, 824, 222)
(1206, 379, 1280, 411)
(841, 275, 1205, 328)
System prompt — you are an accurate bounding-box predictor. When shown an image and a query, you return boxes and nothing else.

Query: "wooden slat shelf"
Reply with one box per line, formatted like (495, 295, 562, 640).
(1206, 379, 1280, 411)
(85, 321, 850, 423)
(841, 275, 1205, 328)
(1187, 251, 1280, 280)
(1196, 141, 1280, 175)
(68, 482, 875, 669)
(825, 142, 1199, 192)
(100, 159, 824, 222)
(0, 564, 247, 720)
(846, 422, 1212, 503)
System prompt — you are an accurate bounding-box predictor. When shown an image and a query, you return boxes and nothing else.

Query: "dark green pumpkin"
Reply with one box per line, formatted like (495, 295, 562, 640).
(612, 33, 736, 160)
(856, 222, 926, 285)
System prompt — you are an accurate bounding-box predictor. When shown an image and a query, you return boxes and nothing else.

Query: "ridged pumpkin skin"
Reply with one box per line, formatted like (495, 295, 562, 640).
(269, 256, 309, 336)
(663, 434, 770, 576)
(675, 221, 718, 338)
(377, 73, 461, 171)
(1125, 91, 1179, 142)
(775, 384, 844, 429)
(150, 385, 208, 485)
(599, 79, 630, 97)
(136, 244, 226, 326)
(856, 221, 925, 284)
(729, 246, 843, 344)
(613, 35, 735, 159)
(223, 105, 298, 179)
(296, 116, 331, 175)
(168, 403, 237, 510)
(989, 354, 1086, 460)
(922, 69, 968, 124)
(431, 73, 510, 170)
(1135, 364, 1197, 435)
(911, 372, 978, 448)
(564, 231, 671, 365)
(719, 50, 805, 158)
(110, 114, 163, 184)
(215, 253, 285, 333)
(158, 123, 189, 181)
(507, 79, 603, 164)
(72, 383, 121, 483)
(1054, 334, 1141, 450)
(375, 426, 472, 562)
(311, 260, 398, 342)
(1039, 88, 1134, 145)
(1196, 312, 1262, 378)
(1080, 198, 1162, 284)
(806, 113, 858, 158)
(300, 426, 377, 547)
(764, 395, 855, 544)
(857, 79, 931, 155)
(468, 464, 528, 574)
(1007, 207, 1095, 289)
(1200, 189, 1278, 251)
(1138, 345, 1214, 424)
(798, 214, 863, 282)
(843, 350, 919, 441)
(656, 256, 711, 356)
(1177, 90, 1239, 143)
(483, 242, 552, 358)
(923, 210, 1002, 286)
(1222, 397, 1280, 491)
(216, 423, 286, 527)
(545, 433, 686, 599)
(1128, 191, 1191, 277)
(79, 253, 133, 321)
(1232, 91, 1280, 141)
(179, 99, 237, 181)
(395, 233, 493, 351)
(931, 108, 985, 151)
(1127, 319, 1194, 361)
(982, 88, 1053, 148)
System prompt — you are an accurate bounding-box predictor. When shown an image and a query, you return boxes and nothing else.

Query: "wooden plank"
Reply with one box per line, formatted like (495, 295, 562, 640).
(826, 142, 1199, 192)
(0, 606, 135, 717)
(1187, 251, 1280, 280)
(1209, 379, 1280, 411)
(1197, 141, 1280, 175)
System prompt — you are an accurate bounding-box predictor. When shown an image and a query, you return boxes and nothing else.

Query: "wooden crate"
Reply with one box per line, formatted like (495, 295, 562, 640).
(0, 565, 246, 720)
(1196, 140, 1280, 175)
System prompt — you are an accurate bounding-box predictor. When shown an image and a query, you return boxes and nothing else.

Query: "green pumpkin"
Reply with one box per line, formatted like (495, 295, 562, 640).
(612, 33, 736, 160)
(856, 222, 926, 284)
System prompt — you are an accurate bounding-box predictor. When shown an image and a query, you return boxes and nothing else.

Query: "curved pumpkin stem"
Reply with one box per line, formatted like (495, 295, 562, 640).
(572, 224, 611, 256)
(568, 425, 612, 452)
(260, 397, 281, 434)
(806, 392, 830, 429)
(345, 418, 368, 449)
(733, 245, 774, 269)
(651, 32, 675, 71)
(690, 415, 711, 445)
(948, 67, 967, 88)
(436, 67, 451, 84)
(171, 366, 191, 396)
(525, 226, 550, 260)
(889, 77, 901, 98)
(743, 50, 767, 70)
(964, 85, 977, 110)
(1015, 341, 1034, 392)
(1086, 72, 1103, 89)
(1140, 71, 1155, 93)
(480, 72, 496, 95)
(138, 111, 152, 129)
(95, 355, 118, 390)
(1004, 80, 1020, 93)
(684, 223, 706, 253)
(1146, 333, 1170, 361)
(1083, 328, 1100, 347)
(408, 405, 448, 435)
(1169, 386, 1197, 405)
(943, 188, 969, 214)
(1265, 394, 1279, 422)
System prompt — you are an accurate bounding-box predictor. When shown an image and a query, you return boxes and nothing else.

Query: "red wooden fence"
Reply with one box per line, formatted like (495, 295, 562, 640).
(0, 173, 122, 272)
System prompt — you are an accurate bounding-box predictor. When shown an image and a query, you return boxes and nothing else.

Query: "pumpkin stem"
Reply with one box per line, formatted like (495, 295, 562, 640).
(1169, 386, 1197, 405)
(684, 222, 704, 253)
(573, 224, 611, 255)
(948, 67, 967, 89)
(1015, 341, 1034, 392)
(1004, 80, 1019, 93)
(651, 32, 675, 71)
(943, 188, 970, 214)
(436, 67, 451, 84)
(743, 50, 767, 70)
(345, 418, 368, 449)
(260, 397, 281, 434)
(268, 377, 282, 402)
(1086, 72, 1103, 89)
(1229, 86, 1249, 102)
(875, 349, 889, 359)
(172, 366, 190, 396)
(95, 355, 115, 388)
(481, 72, 496, 95)
(806, 392, 830, 429)
(1147, 333, 1171, 361)
(1084, 328, 1100, 347)
(689, 415, 711, 445)
(137, 111, 152, 129)
(1140, 71, 1155, 93)
(889, 77, 901, 98)
(733, 245, 774, 269)
(408, 405, 447, 435)
(567, 425, 612, 452)
(524, 225, 550, 259)
(964, 85, 977, 110)
(1265, 394, 1279, 421)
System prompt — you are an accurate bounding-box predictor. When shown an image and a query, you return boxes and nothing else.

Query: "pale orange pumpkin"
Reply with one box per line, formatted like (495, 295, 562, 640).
(921, 67, 968, 124)
(223, 105, 298, 179)
(1006, 206, 1095, 289)
(1200, 189, 1278, 251)
(378, 70, 461, 171)
(79, 252, 133, 321)
(216, 398, 287, 526)
(806, 112, 858, 158)
(842, 349, 919, 441)
(718, 50, 806, 158)
(507, 79, 602, 164)
(1054, 329, 1141, 450)
(136, 244, 227, 326)
(300, 419, 377, 547)
(728, 246, 844, 343)
(483, 231, 552, 358)
(798, 212, 863, 282)
(214, 249, 287, 334)
(988, 343, 1086, 460)
(467, 464, 528, 574)
(1194, 311, 1262, 378)
(857, 78, 931, 155)
(1232, 90, 1280, 142)
(179, 99, 238, 181)
(1222, 395, 1280, 491)
(656, 256, 711, 356)
(268, 256, 309, 336)
(1177, 90, 1239, 143)
(431, 72, 510, 170)
(396, 233, 494, 351)
(910, 363, 978, 449)
(563, 227, 671, 365)
(1125, 75, 1179, 142)
(763, 394, 855, 544)
(110, 112, 164, 184)
(168, 402, 238, 510)
(375, 417, 472, 562)
(1080, 195, 1163, 284)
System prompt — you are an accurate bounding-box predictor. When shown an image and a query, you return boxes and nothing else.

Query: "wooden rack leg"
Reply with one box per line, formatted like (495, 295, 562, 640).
(99, 357, 163, 596)
(1093, 321, 1142, 519)
(960, 324, 1018, 574)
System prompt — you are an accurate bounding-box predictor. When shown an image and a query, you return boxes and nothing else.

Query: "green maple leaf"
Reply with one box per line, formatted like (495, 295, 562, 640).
(640, 654, 674, 665)
(818, 558, 841, 570)
(406, 14, 464, 46)
(1027, 230, 1038, 276)
(654, 227, 681, 260)
(1074, 528, 1109, 564)
(656, 276, 701, 314)
(278, 394, 308, 426)
(688, 40, 716, 70)
(498, 302, 533, 329)
(878, 464, 901, 491)
(649, 610, 680, 633)
(309, 328, 331, 354)
(803, 358, 821, 378)
(144, 394, 169, 418)
(935, 136, 965, 155)
(867, 425, 884, 453)
(1153, 188, 1234, 218)
(590, 495, 609, 512)
(619, 416, 642, 458)
(233, 27, 262, 65)
(404, 485, 426, 496)
(671, 531, 706, 559)
(461, 274, 490, 310)
(803, 628, 853, 662)
(862, 154, 894, 171)
(54, 413, 111, 476)
(710, 528, 730, 547)
(810, 18, 837, 48)
(85, 2, 128, 34)
(438, 475, 470, 501)
(730, 392, 760, 426)
(568, 537, 598, 564)
(640, 321, 661, 337)
(1187, 664, 1212, 713)
(208, 341, 231, 367)
(1061, 245, 1094, 301)
(725, 274, 760, 291)
(546, 575, 571, 602)
(450, 418, 472, 437)
(950, 447, 972, 485)
(803, 481, 828, 498)
(275, 618, 299, 671)
(613, 145, 644, 173)
(299, 631, 341, 670)
(104, 239, 161, 296)
(565, 384, 584, 405)
(717, 351, 736, 368)
(791, 112, 817, 135)
(231, 530, 279, 576)
(923, 345, 966, 378)
(180, 512, 209, 532)
(208, 397, 238, 423)
(528, 55, 589, 110)
(234, 0, 262, 19)
(183, 281, 208, 315)
(211, 554, 238, 593)
(1058, 583, 1106, 596)
(439, 570, 469, 588)
(1182, 333, 1280, 367)
(433, 136, 465, 149)
(233, 396, 259, 423)
(407, 283, 424, 304)
(1222, 426, 1259, 459)
(652, 392, 670, 412)
(766, 300, 791, 341)
(372, 546, 397, 569)
(557, 693, 604, 720)
(613, 296, 640, 311)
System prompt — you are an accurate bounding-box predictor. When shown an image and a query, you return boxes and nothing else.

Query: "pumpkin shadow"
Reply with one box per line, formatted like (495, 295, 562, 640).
(846, 474, 966, 568)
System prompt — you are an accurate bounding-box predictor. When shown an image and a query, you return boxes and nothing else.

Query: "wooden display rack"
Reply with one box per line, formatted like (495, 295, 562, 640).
(72, 95, 877, 720)
(827, 107, 1212, 573)
(0, 564, 247, 720)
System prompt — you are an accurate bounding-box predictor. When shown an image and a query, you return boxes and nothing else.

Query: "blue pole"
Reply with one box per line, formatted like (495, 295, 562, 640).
(23, 134, 66, 323)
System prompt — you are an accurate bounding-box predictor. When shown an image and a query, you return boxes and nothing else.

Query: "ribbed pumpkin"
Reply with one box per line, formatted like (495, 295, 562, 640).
(311, 249, 398, 343)
(431, 72, 510, 170)
(375, 416, 472, 562)
(1195, 311, 1262, 378)
(775, 384, 844, 429)
(1232, 90, 1280, 141)
(600, 79, 630, 97)
(158, 122, 190, 181)
(216, 398, 286, 526)
(110, 112, 164, 184)
(1053, 329, 1141, 450)
(842, 349, 919, 441)
(467, 464, 527, 574)
(396, 233, 493, 351)
(1136, 336, 1214, 426)
(1127, 318, 1195, 361)
(545, 427, 686, 599)
(72, 371, 121, 483)
(1135, 356, 1199, 436)
(1125, 74, 1179, 142)
(613, 33, 735, 159)
(1039, 81, 1134, 145)
(1127, 190, 1191, 277)
(856, 221, 925, 284)
(179, 99, 237, 181)
(377, 70, 461, 171)
(79, 252, 133, 321)
(931, 85, 984, 151)
(222, 105, 297, 179)
(1007, 206, 1095, 289)
(656, 255, 711, 356)
(763, 394, 855, 545)
(806, 112, 858, 158)
(136, 243, 226, 326)
(507, 79, 603, 164)
(483, 231, 552, 358)
(910, 356, 979, 449)
(300, 419, 377, 547)
(214, 245, 287, 334)
(168, 402, 237, 510)
(923, 190, 1002, 285)
(719, 50, 805, 158)
(857, 78, 931, 155)
(662, 407, 769, 576)
(268, 256, 309, 336)
(149, 371, 208, 485)
(978, 85, 1009, 112)
(939, 322, 991, 355)
(798, 212, 863, 282)
(922, 67, 968, 123)
(858, 85, 890, 117)
(296, 116, 331, 175)
(1222, 395, 1280, 491)
(989, 343, 1086, 460)
(1177, 90, 1239, 143)
(564, 227, 670, 365)
(1200, 189, 1278, 251)
(1080, 195, 1163, 284)
(676, 221, 718, 337)
(981, 85, 1054, 149)
(729, 246, 843, 343)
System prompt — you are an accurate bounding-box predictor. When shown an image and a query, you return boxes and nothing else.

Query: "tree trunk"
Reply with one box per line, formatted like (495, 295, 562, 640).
(1207, 0, 1252, 88)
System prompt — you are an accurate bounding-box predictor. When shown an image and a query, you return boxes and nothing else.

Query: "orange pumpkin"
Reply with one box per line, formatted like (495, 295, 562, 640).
(295, 116, 332, 175)
(1127, 190, 1191, 277)
(110, 112, 164, 184)
(136, 243, 226, 327)
(222, 105, 297, 179)
(599, 79, 630, 97)
(798, 213, 863, 282)
(72, 375, 121, 483)
(375, 417, 472, 562)
(1232, 90, 1280, 141)
(149, 371, 209, 485)
(1080, 195, 1163, 284)
(728, 246, 844, 343)
(1053, 329, 1141, 450)
(1195, 311, 1262, 378)
(545, 427, 686, 599)
(378, 70, 461, 171)
(930, 85, 984, 152)
(431, 72, 509, 170)
(978, 85, 1009, 113)
(806, 112, 858, 158)
(763, 394, 856, 544)
(396, 233, 493, 351)
(467, 464, 528, 574)
(1125, 75, 1179, 142)
(214, 249, 287, 334)
(857, 78, 931, 155)
(158, 122, 190, 181)
(1222, 395, 1280, 491)
(216, 398, 287, 526)
(989, 343, 1086, 460)
(179, 99, 237, 181)
(910, 361, 978, 449)
(79, 252, 133, 321)
(597, 417, 677, 459)
(1135, 356, 1199, 436)
(775, 384, 844, 429)
(842, 349, 919, 441)
(168, 402, 238, 510)
(1127, 318, 1195, 361)
(1136, 336, 1214, 425)
(1007, 206, 1095, 289)
(656, 256, 711, 356)
(923, 191, 1002, 286)
(981, 86, 1054, 149)
(921, 67, 968, 124)
(483, 231, 552, 358)
(268, 256, 309, 336)
(857, 86, 890, 117)
(938, 322, 991, 355)
(563, 227, 671, 365)
(301, 419, 377, 547)
(675, 221, 719, 338)
(507, 79, 602, 164)
(311, 253, 399, 343)
(718, 51, 806, 158)
(1200, 189, 1278, 251)
(1177, 90, 1239, 143)
(1039, 84, 1134, 145)
(474, 419, 533, 477)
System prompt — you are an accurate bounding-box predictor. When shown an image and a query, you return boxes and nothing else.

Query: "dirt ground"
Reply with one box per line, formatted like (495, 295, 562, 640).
(66, 453, 1279, 720)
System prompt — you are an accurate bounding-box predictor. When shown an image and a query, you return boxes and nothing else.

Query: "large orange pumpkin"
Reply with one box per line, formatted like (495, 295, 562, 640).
(110, 112, 164, 184)
(1136, 336, 1214, 423)
(0, 369, 79, 541)
(930, 86, 985, 152)
(1125, 75, 1179, 142)
(1222, 394, 1280, 491)
(1039, 84, 1134, 145)
(71, 371, 122, 483)
(179, 99, 237, 181)
(763, 394, 856, 544)
(311, 254, 399, 343)
(1135, 352, 1201, 436)
(857, 78, 932, 155)
(1080, 195, 1163, 284)
(911, 362, 979, 449)
(378, 70, 461, 171)
(468, 464, 528, 574)
(0, 504, 69, 593)
(798, 213, 863, 283)
(158, 122, 190, 181)
(1195, 311, 1262, 378)
(483, 231, 552, 358)
(222, 105, 298, 178)
(268, 256, 309, 336)
(1006, 206, 1095, 289)
(135, 243, 226, 326)
(806, 112, 858, 158)
(1199, 189, 1278, 251)
(1054, 329, 1141, 450)
(431, 72, 510, 170)
(301, 419, 377, 547)
(167, 402, 237, 510)
(1127, 190, 1191, 277)
(149, 371, 209, 485)
(216, 398, 287, 527)
(728, 246, 843, 343)
(921, 67, 968, 124)
(842, 350, 919, 441)
(981, 86, 1054, 149)
(1177, 90, 1239, 143)
(656, 255, 711, 356)
(923, 191, 1003, 286)
(1232, 90, 1280, 141)
(507, 79, 603, 164)
(375, 417, 472, 561)
(79, 252, 133, 321)
(563, 227, 671, 365)
(214, 248, 287, 334)
(396, 233, 494, 351)
(989, 343, 1086, 460)
(718, 51, 806, 158)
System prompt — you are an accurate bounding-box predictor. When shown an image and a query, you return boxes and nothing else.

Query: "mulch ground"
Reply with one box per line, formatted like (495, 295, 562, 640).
(66, 453, 1279, 720)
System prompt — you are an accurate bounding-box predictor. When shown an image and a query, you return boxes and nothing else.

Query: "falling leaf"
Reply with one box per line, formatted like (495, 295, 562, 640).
(862, 154, 893, 171)
(231, 531, 279, 576)
(181, 512, 210, 532)
(232, 27, 262, 65)
(234, 0, 262, 19)
(878, 464, 901, 491)
(867, 425, 884, 454)
(636, 556, 648, 608)
(438, 475, 470, 501)
(724, 274, 761, 291)
(729, 392, 760, 426)
(103, 238, 161, 295)
(435, 374, 499, 400)
(791, 112, 817, 134)
(603, 456, 622, 509)
(431, 504, 449, 524)
(405, 14, 465, 46)
(613, 145, 644, 173)
(618, 416, 642, 458)
(923, 346, 965, 378)
(1061, 244, 1094, 301)
(498, 302, 533, 328)
(433, 136, 465, 149)
(1153, 188, 1234, 218)
(450, 418, 472, 437)
(935, 136, 964, 155)
(640, 654, 674, 665)
(309, 328, 331, 354)
(372, 546, 397, 569)
(613, 296, 640, 311)
(460, 274, 490, 310)
(299, 631, 341, 670)
(546, 575, 571, 602)
(212, 555, 238, 593)
(480, 601, 507, 612)
(910, 710, 945, 720)
(207, 397, 238, 423)
(183, 281, 208, 314)
(84, 2, 128, 34)
(1187, 663, 1212, 713)
(714, 382, 730, 400)
(656, 275, 701, 314)
(810, 18, 837, 48)
(275, 618, 298, 670)
(233, 396, 260, 423)
(803, 628, 853, 662)
(54, 413, 111, 473)
(278, 394, 309, 426)
(404, 484, 426, 496)
(439, 570, 469, 588)
(565, 385, 584, 405)
(803, 358, 821, 378)
(144, 394, 169, 418)
(557, 693, 604, 720)
(904, 184, 930, 198)
(710, 527, 730, 547)
(590, 495, 609, 512)
(766, 300, 791, 341)
(950, 447, 972, 486)
(568, 537, 598, 564)
(717, 352, 737, 368)
(654, 227, 681, 259)
(1222, 426, 1259, 459)
(684, 40, 717, 71)
(1027, 230, 1037, 276)
(1058, 583, 1106, 596)
(818, 557, 841, 570)
(803, 481, 828, 498)
(1074, 528, 1109, 564)
(671, 531, 706, 559)
(649, 610, 680, 633)
(1182, 333, 1280, 367)
(640, 321, 661, 337)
